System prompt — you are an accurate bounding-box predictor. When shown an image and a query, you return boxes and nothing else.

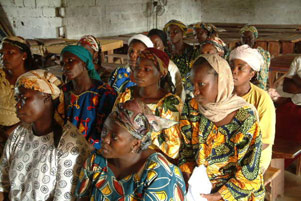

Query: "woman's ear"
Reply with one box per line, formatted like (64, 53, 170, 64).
(22, 52, 28, 60)
(250, 70, 256, 80)
(131, 139, 142, 153)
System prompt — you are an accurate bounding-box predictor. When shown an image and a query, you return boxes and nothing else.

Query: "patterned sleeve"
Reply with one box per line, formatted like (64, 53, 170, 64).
(75, 152, 101, 199)
(218, 113, 264, 201)
(53, 128, 91, 201)
(96, 84, 117, 133)
(151, 94, 183, 159)
(142, 154, 186, 201)
(178, 100, 198, 175)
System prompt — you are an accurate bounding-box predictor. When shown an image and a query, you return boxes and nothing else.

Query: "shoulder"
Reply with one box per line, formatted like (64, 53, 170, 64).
(111, 66, 131, 77)
(93, 80, 117, 95)
(60, 122, 91, 150)
(9, 123, 31, 142)
(144, 153, 183, 181)
(249, 84, 274, 104)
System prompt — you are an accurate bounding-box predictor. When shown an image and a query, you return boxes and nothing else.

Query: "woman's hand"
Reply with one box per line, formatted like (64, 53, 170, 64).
(201, 192, 222, 201)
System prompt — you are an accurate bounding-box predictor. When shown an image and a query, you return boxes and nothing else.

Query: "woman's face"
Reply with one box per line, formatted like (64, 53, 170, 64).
(149, 35, 165, 51)
(192, 63, 218, 105)
(195, 28, 208, 44)
(15, 87, 49, 124)
(167, 25, 183, 44)
(61, 52, 86, 80)
(230, 59, 255, 87)
(101, 117, 137, 159)
(1, 43, 26, 71)
(133, 58, 161, 88)
(128, 41, 147, 69)
(241, 31, 255, 47)
(200, 43, 218, 55)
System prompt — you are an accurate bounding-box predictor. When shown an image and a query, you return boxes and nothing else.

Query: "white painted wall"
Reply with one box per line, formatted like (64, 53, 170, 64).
(1, 0, 63, 38)
(201, 0, 301, 24)
(62, 0, 202, 39)
(1, 0, 301, 39)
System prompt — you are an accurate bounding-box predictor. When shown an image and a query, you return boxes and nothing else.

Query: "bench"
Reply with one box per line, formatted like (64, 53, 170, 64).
(264, 166, 281, 201)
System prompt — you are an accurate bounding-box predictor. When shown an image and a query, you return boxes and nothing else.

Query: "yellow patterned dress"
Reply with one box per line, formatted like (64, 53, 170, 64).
(114, 87, 183, 159)
(179, 99, 265, 201)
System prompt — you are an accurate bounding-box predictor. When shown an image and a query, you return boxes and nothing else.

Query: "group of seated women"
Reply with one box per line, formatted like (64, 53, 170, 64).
(0, 19, 297, 201)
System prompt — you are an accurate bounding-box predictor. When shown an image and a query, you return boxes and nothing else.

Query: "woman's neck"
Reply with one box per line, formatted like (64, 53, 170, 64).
(172, 40, 185, 55)
(138, 84, 164, 101)
(6, 65, 26, 84)
(32, 115, 54, 136)
(234, 82, 251, 97)
(72, 73, 93, 94)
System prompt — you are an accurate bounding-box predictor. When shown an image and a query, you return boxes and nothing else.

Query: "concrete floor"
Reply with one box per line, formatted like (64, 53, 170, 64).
(276, 164, 301, 201)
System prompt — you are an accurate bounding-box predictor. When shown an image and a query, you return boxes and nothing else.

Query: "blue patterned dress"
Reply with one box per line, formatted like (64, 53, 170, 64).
(62, 80, 117, 149)
(109, 66, 136, 94)
(76, 152, 186, 201)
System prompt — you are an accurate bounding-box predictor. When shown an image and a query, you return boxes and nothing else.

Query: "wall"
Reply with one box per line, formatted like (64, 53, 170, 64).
(1, 0, 301, 39)
(0, 0, 63, 38)
(200, 0, 301, 24)
(62, 0, 203, 39)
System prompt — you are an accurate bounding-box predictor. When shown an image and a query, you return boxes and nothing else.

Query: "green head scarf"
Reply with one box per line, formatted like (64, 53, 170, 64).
(61, 45, 101, 81)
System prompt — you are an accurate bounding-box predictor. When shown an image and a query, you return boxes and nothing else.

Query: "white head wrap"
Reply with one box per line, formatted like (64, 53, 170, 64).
(128, 34, 154, 48)
(229, 44, 264, 72)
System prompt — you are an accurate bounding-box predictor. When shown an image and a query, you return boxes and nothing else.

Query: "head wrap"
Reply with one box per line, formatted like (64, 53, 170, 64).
(147, 29, 168, 47)
(61, 45, 101, 81)
(16, 69, 62, 100)
(194, 22, 218, 37)
(108, 99, 177, 151)
(200, 37, 229, 57)
(1, 36, 30, 53)
(191, 54, 256, 122)
(78, 35, 100, 52)
(240, 25, 258, 39)
(229, 45, 264, 72)
(163, 19, 187, 34)
(128, 34, 154, 48)
(139, 48, 169, 76)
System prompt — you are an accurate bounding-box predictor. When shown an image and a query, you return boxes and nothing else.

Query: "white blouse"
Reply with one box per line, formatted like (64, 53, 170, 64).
(0, 121, 91, 201)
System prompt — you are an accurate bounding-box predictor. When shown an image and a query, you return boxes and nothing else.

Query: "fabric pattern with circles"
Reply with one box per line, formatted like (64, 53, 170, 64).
(0, 121, 91, 201)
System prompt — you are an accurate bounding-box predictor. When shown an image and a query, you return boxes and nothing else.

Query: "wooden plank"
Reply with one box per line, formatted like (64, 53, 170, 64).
(272, 138, 301, 159)
(270, 159, 285, 198)
(268, 41, 281, 57)
(255, 41, 268, 50)
(281, 42, 295, 54)
(264, 167, 281, 186)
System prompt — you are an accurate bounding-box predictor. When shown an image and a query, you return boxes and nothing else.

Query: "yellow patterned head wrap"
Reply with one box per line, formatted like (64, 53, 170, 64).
(163, 20, 187, 34)
(240, 25, 258, 39)
(16, 69, 62, 100)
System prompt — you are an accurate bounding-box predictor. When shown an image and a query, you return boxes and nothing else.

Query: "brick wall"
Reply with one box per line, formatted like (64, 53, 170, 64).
(63, 0, 203, 39)
(0, 0, 63, 38)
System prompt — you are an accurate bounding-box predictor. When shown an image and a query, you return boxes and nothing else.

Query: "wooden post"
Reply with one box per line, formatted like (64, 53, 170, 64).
(268, 42, 281, 57)
(281, 42, 295, 55)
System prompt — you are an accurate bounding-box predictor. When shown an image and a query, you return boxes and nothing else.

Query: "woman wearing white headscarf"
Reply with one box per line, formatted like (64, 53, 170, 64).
(179, 54, 264, 201)
(230, 45, 276, 172)
(109, 34, 154, 94)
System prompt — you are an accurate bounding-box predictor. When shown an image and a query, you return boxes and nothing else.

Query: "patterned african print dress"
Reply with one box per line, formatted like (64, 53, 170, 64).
(0, 121, 91, 201)
(109, 66, 136, 94)
(179, 99, 265, 201)
(166, 45, 199, 77)
(75, 152, 186, 201)
(114, 87, 183, 159)
(63, 80, 117, 150)
(256, 47, 271, 90)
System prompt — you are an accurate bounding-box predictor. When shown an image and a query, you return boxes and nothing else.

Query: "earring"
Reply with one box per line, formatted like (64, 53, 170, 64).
(22, 58, 25, 60)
